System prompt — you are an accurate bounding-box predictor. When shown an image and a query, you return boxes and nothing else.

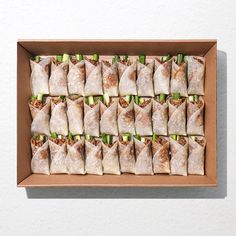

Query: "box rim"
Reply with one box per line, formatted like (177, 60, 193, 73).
(17, 39, 217, 188)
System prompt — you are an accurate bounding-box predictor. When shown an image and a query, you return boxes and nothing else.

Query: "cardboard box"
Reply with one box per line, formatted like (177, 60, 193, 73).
(17, 40, 217, 187)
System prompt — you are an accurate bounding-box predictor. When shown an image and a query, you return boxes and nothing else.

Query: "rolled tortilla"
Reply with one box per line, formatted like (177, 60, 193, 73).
(137, 60, 154, 97)
(66, 96, 84, 135)
(170, 136, 188, 176)
(67, 59, 85, 95)
(187, 96, 204, 135)
(118, 98, 135, 134)
(50, 98, 68, 136)
(66, 139, 85, 174)
(152, 99, 168, 136)
(102, 141, 120, 175)
(49, 60, 69, 96)
(188, 136, 206, 175)
(31, 137, 50, 175)
(118, 61, 137, 96)
(85, 140, 103, 175)
(187, 56, 205, 95)
(102, 60, 118, 96)
(100, 99, 118, 136)
(49, 139, 67, 174)
(171, 59, 187, 97)
(153, 58, 171, 95)
(84, 59, 103, 96)
(118, 140, 135, 174)
(134, 99, 152, 136)
(84, 101, 100, 137)
(168, 98, 186, 135)
(152, 137, 170, 174)
(29, 97, 50, 135)
(30, 57, 50, 96)
(135, 138, 153, 175)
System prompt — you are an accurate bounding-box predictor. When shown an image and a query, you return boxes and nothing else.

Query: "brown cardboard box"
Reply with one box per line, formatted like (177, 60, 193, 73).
(17, 40, 217, 187)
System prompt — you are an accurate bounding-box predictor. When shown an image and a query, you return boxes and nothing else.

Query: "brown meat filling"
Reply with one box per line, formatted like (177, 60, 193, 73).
(88, 139, 100, 146)
(119, 97, 129, 108)
(103, 60, 111, 67)
(154, 137, 168, 146)
(104, 143, 113, 148)
(189, 100, 203, 111)
(31, 139, 44, 155)
(71, 58, 82, 65)
(87, 58, 98, 66)
(195, 138, 205, 147)
(49, 137, 66, 146)
(120, 59, 131, 66)
(119, 136, 130, 145)
(67, 139, 84, 154)
(31, 99, 43, 109)
(142, 138, 150, 145)
(67, 139, 77, 146)
(69, 94, 80, 101)
(177, 136, 187, 146)
(170, 98, 185, 107)
(157, 100, 166, 105)
(139, 99, 151, 108)
(52, 97, 65, 105)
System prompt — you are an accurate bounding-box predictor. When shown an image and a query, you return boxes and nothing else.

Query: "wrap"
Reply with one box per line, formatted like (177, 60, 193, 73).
(134, 99, 152, 136)
(50, 98, 68, 136)
(137, 60, 154, 97)
(168, 98, 186, 135)
(118, 140, 135, 174)
(152, 137, 170, 174)
(170, 137, 188, 176)
(153, 58, 171, 95)
(118, 98, 135, 134)
(152, 99, 168, 135)
(187, 97, 204, 135)
(49, 60, 69, 96)
(29, 97, 50, 135)
(100, 100, 118, 136)
(84, 102, 100, 137)
(118, 61, 137, 96)
(171, 59, 187, 97)
(102, 141, 120, 175)
(67, 59, 85, 95)
(135, 139, 153, 175)
(66, 139, 85, 174)
(84, 59, 103, 96)
(49, 139, 67, 174)
(85, 140, 103, 175)
(31, 138, 50, 175)
(30, 57, 50, 96)
(188, 137, 206, 175)
(102, 61, 118, 96)
(187, 56, 205, 95)
(66, 96, 84, 135)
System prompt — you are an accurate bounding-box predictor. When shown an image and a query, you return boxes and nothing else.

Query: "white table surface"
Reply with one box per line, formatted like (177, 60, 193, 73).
(0, 0, 234, 235)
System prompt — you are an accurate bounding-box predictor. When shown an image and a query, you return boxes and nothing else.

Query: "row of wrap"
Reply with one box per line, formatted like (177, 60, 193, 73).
(31, 135, 206, 176)
(29, 95, 205, 137)
(30, 55, 205, 97)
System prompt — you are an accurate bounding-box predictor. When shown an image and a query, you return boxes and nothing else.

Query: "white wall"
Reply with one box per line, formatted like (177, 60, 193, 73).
(0, 0, 235, 235)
